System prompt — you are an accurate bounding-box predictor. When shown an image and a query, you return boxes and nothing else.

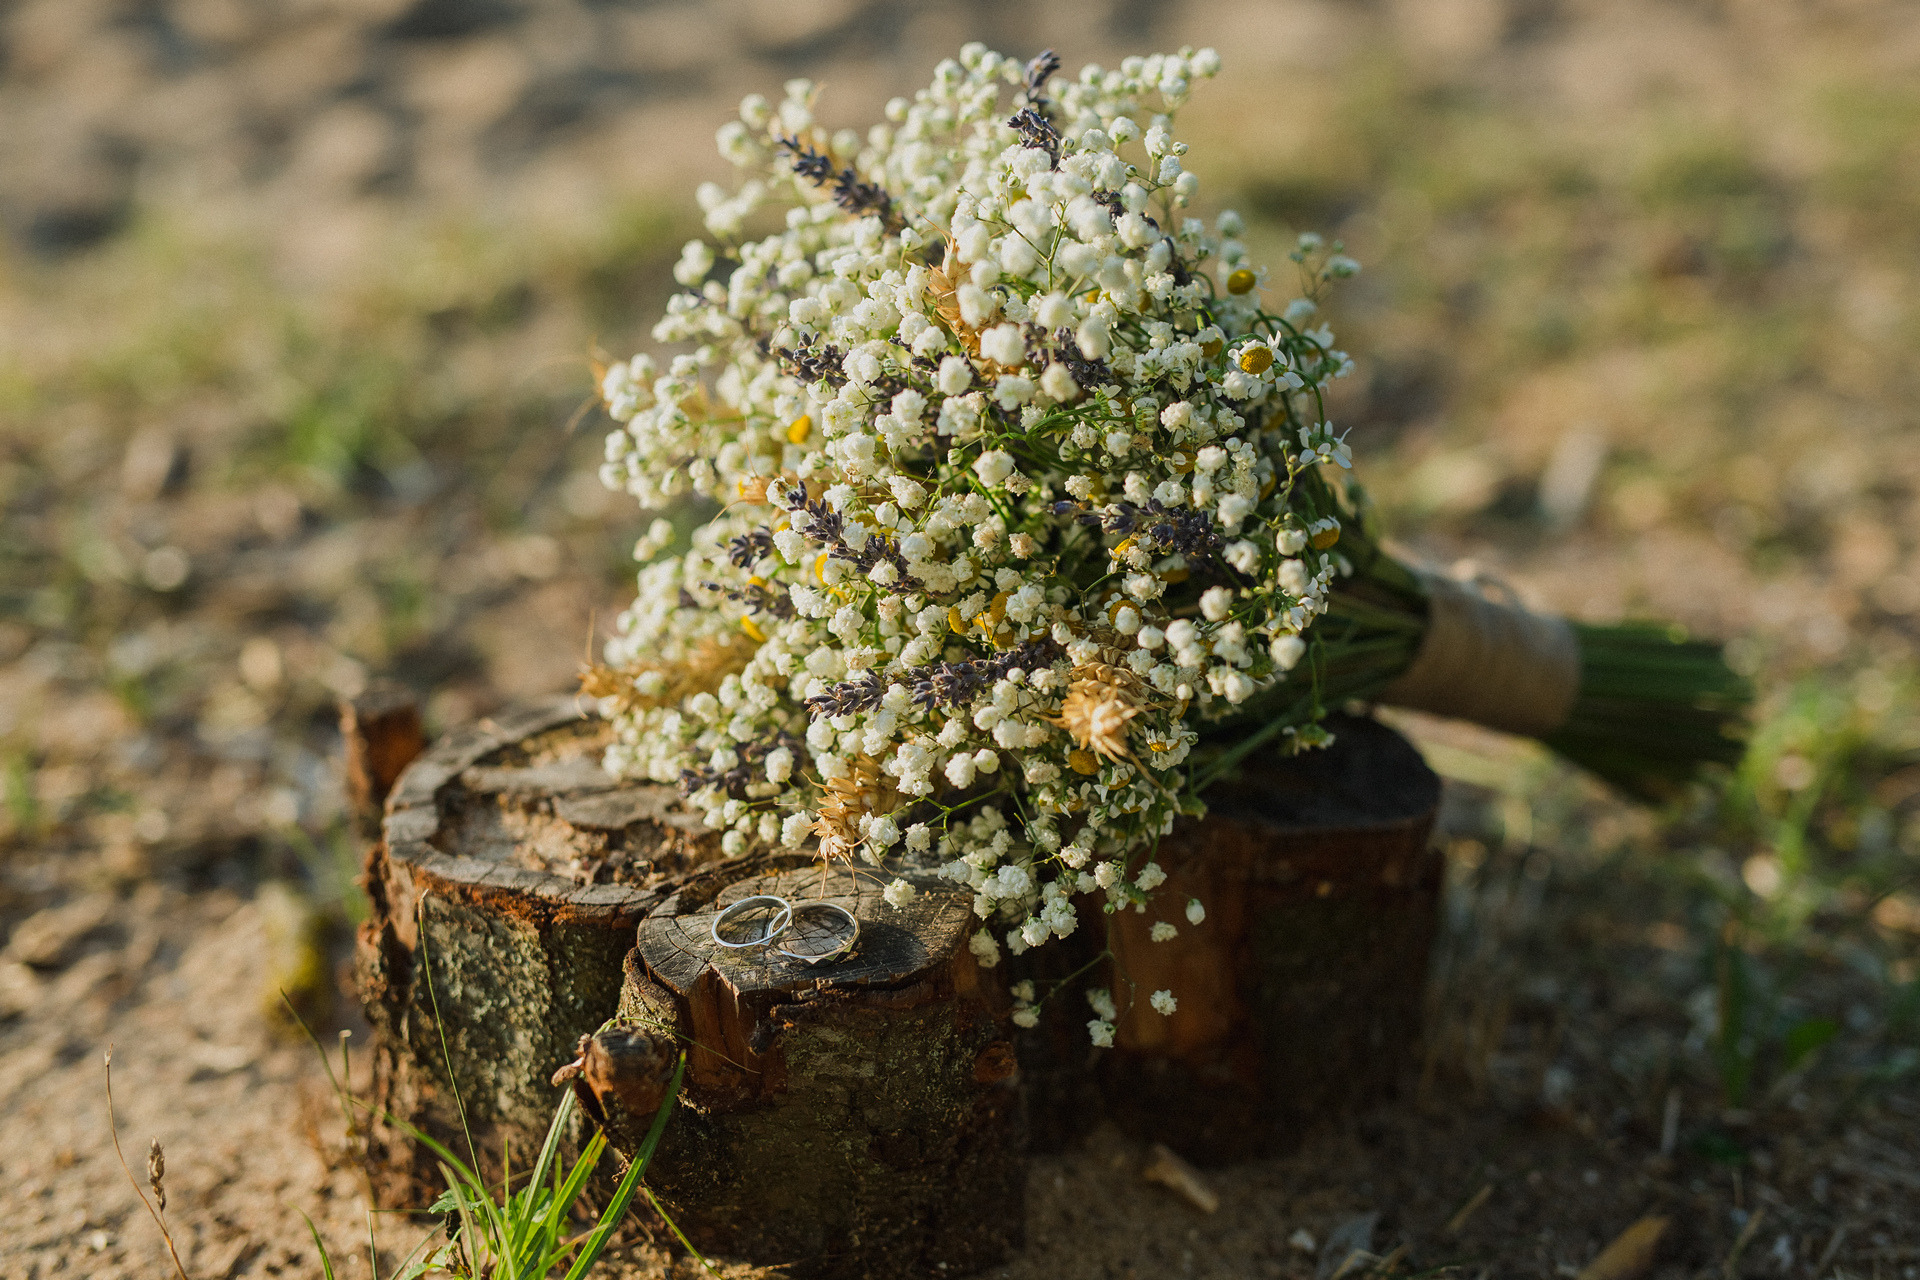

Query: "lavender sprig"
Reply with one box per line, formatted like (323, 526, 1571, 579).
(678, 731, 805, 799)
(908, 638, 1061, 711)
(780, 486, 920, 593)
(700, 579, 796, 620)
(775, 135, 899, 227)
(1053, 499, 1226, 567)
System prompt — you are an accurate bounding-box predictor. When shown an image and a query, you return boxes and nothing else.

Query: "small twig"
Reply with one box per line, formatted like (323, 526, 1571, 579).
(1328, 1249, 1381, 1280)
(1812, 1223, 1847, 1276)
(279, 990, 374, 1201)
(104, 1046, 192, 1280)
(1724, 1207, 1766, 1280)
(338, 1030, 355, 1140)
(1444, 1183, 1493, 1235)
(1659, 1087, 1682, 1157)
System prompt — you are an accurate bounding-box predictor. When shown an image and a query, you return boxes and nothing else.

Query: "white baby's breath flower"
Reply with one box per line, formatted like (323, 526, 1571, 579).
(766, 747, 793, 783)
(1270, 634, 1307, 671)
(781, 811, 814, 847)
(969, 928, 1002, 968)
(980, 324, 1026, 367)
(938, 355, 972, 396)
(1040, 363, 1079, 403)
(674, 239, 715, 286)
(973, 450, 1015, 486)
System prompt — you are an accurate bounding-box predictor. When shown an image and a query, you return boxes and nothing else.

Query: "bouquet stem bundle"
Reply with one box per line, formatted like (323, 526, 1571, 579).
(1204, 514, 1751, 801)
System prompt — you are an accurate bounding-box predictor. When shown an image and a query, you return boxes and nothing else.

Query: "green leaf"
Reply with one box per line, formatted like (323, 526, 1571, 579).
(1692, 1129, 1748, 1165)
(1781, 1017, 1839, 1072)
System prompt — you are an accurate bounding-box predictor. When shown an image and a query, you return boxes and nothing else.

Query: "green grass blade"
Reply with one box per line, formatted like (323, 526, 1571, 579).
(561, 1053, 687, 1280)
(437, 1161, 484, 1273)
(297, 1208, 337, 1280)
(396, 1123, 485, 1203)
(500, 1128, 519, 1260)
(642, 1185, 721, 1277)
(519, 1086, 577, 1260)
(442, 1151, 512, 1273)
(415, 903, 481, 1172)
(549, 1128, 608, 1233)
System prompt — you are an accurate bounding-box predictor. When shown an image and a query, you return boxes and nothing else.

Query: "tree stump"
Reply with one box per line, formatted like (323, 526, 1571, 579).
(572, 863, 1025, 1280)
(1022, 714, 1444, 1164)
(356, 697, 1433, 1263)
(355, 695, 718, 1201)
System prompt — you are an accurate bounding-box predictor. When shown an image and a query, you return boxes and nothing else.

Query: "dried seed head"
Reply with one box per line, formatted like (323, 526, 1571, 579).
(147, 1139, 166, 1212)
(579, 633, 755, 715)
(1053, 663, 1148, 760)
(812, 755, 893, 862)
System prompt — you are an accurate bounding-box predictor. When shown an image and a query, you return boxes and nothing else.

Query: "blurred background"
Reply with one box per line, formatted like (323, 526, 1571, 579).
(3, 0, 1918, 1276)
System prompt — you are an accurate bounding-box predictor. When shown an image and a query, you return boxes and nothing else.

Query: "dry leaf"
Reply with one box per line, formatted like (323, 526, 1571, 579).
(1140, 1142, 1219, 1214)
(1577, 1215, 1669, 1280)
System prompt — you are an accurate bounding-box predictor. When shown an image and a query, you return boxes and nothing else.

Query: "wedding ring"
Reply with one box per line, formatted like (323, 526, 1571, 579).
(775, 901, 861, 966)
(710, 894, 793, 949)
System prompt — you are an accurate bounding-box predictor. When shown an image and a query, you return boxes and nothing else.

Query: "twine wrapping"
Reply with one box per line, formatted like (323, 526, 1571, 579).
(1377, 574, 1581, 738)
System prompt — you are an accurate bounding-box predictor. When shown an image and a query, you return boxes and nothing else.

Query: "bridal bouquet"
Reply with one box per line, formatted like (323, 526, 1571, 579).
(587, 44, 1748, 984)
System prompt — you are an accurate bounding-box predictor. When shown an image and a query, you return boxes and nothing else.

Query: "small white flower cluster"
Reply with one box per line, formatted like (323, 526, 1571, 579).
(594, 46, 1363, 1036)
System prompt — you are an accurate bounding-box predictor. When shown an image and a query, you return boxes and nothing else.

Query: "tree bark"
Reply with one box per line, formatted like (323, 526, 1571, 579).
(1021, 714, 1444, 1165)
(355, 695, 716, 1203)
(573, 862, 1025, 1280)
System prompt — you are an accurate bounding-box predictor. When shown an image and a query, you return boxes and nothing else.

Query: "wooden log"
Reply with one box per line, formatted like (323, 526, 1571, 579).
(340, 680, 427, 839)
(1020, 714, 1444, 1164)
(573, 862, 1025, 1280)
(356, 697, 1432, 1253)
(354, 695, 718, 1202)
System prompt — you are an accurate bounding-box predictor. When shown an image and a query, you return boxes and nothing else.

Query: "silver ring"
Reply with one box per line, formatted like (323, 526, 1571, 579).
(710, 894, 793, 949)
(775, 902, 861, 966)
